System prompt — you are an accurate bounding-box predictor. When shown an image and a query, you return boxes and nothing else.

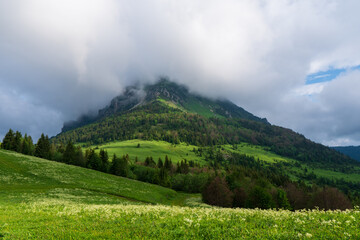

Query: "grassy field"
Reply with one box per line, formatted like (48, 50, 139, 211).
(1, 199, 359, 239)
(222, 143, 293, 163)
(92, 139, 206, 165)
(313, 168, 360, 182)
(0, 149, 186, 205)
(1, 149, 360, 239)
(289, 165, 360, 183)
(91, 140, 292, 165)
(91, 140, 360, 184)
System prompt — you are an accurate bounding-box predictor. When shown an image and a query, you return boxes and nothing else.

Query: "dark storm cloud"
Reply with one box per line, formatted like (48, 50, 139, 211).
(1, 0, 360, 145)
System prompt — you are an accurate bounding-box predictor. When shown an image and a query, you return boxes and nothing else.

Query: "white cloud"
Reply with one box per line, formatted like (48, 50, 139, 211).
(0, 0, 360, 145)
(267, 69, 360, 146)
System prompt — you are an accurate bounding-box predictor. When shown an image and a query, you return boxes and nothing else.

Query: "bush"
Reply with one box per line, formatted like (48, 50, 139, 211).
(246, 186, 274, 209)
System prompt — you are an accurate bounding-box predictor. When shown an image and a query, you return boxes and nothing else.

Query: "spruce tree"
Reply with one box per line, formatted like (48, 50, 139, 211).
(63, 141, 76, 164)
(110, 154, 128, 177)
(1, 129, 15, 150)
(157, 158, 163, 168)
(76, 146, 86, 167)
(35, 134, 51, 159)
(99, 149, 109, 172)
(13, 131, 23, 152)
(86, 149, 102, 171)
(21, 134, 34, 155)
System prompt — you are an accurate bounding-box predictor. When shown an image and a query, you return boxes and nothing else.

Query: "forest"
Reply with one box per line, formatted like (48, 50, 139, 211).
(2, 128, 358, 210)
(53, 101, 359, 172)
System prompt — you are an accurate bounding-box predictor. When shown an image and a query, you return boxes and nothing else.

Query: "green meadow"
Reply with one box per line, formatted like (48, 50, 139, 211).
(1, 149, 360, 239)
(91, 139, 206, 164)
(222, 143, 293, 163)
(0, 150, 183, 205)
(90, 140, 360, 183)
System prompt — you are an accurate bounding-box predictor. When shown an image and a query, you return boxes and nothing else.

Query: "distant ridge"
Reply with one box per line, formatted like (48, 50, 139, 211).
(332, 146, 360, 162)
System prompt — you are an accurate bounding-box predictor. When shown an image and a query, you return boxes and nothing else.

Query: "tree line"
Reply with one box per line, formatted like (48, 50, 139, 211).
(53, 101, 359, 172)
(1, 128, 356, 210)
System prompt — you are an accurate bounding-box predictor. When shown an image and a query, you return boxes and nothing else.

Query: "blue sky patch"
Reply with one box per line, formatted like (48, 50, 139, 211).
(306, 65, 360, 85)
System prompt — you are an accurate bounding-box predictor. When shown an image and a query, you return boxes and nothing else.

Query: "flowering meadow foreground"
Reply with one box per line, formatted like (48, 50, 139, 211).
(0, 150, 359, 239)
(0, 199, 359, 239)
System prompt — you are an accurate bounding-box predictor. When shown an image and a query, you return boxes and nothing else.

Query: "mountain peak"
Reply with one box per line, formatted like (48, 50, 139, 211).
(61, 78, 268, 133)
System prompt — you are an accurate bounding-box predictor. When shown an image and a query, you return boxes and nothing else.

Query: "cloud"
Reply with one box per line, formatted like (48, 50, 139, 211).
(0, 0, 360, 145)
(269, 69, 360, 146)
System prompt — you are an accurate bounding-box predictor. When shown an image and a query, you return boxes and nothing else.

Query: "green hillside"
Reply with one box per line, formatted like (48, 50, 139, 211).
(91, 140, 206, 165)
(333, 146, 360, 162)
(1, 149, 360, 239)
(91, 140, 292, 165)
(89, 139, 360, 187)
(0, 149, 187, 205)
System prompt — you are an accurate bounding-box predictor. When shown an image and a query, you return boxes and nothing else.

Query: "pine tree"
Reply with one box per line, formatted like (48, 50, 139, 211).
(99, 149, 109, 172)
(157, 158, 163, 168)
(164, 156, 173, 171)
(13, 131, 23, 152)
(35, 134, 51, 159)
(1, 129, 15, 150)
(110, 154, 128, 177)
(76, 146, 86, 167)
(21, 134, 34, 155)
(86, 149, 102, 171)
(63, 141, 76, 164)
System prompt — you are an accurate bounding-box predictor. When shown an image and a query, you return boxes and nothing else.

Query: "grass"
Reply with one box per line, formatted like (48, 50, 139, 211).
(222, 143, 293, 163)
(0, 149, 185, 205)
(91, 140, 291, 165)
(91, 140, 360, 184)
(92, 139, 206, 165)
(183, 97, 223, 118)
(1, 200, 359, 239)
(312, 168, 360, 182)
(289, 165, 360, 183)
(1, 149, 360, 239)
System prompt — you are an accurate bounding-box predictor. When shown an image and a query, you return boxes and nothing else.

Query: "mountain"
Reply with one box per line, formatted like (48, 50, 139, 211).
(5, 78, 360, 212)
(333, 146, 360, 162)
(54, 78, 357, 169)
(62, 78, 268, 132)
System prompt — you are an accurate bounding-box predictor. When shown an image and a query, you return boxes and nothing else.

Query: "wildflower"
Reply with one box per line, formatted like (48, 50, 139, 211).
(305, 233, 312, 238)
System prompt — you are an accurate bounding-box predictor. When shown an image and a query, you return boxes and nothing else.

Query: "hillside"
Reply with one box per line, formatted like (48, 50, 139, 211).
(0, 149, 359, 239)
(53, 79, 357, 170)
(333, 146, 360, 162)
(0, 149, 188, 205)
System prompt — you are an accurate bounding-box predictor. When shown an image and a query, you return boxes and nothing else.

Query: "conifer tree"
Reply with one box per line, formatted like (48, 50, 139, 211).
(76, 146, 86, 167)
(63, 141, 76, 164)
(21, 134, 34, 155)
(157, 158, 163, 168)
(1, 129, 15, 150)
(35, 134, 51, 159)
(13, 131, 23, 152)
(86, 149, 102, 171)
(99, 149, 109, 172)
(110, 154, 129, 177)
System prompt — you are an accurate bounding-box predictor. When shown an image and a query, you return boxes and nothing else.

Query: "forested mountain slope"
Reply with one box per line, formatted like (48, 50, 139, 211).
(333, 146, 360, 162)
(61, 79, 267, 132)
(54, 97, 357, 169)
